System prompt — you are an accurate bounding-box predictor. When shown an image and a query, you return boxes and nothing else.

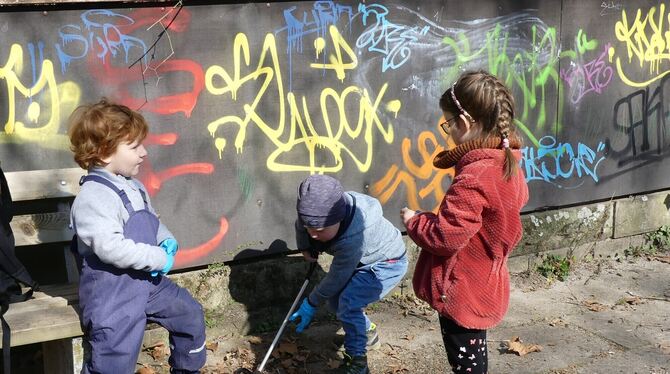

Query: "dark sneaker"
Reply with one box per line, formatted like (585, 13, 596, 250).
(333, 353, 369, 374)
(333, 322, 380, 351)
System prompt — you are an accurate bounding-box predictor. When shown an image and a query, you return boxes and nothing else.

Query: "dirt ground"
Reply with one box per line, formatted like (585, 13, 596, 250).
(136, 255, 670, 374)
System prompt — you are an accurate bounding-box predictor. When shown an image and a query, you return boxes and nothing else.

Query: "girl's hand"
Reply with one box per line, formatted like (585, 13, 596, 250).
(400, 207, 418, 228)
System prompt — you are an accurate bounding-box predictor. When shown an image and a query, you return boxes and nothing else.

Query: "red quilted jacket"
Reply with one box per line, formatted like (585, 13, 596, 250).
(407, 148, 528, 329)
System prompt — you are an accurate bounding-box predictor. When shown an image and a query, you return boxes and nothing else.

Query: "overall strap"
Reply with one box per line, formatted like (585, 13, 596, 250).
(80, 175, 135, 215)
(137, 185, 150, 210)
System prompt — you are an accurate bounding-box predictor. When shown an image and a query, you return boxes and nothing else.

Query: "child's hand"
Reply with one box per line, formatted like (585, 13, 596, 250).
(400, 207, 418, 227)
(160, 238, 179, 256)
(289, 298, 317, 333)
(151, 252, 175, 277)
(301, 250, 318, 262)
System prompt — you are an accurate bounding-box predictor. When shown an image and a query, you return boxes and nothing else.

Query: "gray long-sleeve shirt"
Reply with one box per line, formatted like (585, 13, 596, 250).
(70, 167, 172, 272)
(295, 191, 406, 306)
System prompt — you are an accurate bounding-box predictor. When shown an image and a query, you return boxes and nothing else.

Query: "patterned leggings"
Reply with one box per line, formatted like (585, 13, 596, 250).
(439, 316, 488, 374)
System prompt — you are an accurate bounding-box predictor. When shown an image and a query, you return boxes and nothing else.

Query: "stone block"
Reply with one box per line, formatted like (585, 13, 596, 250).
(613, 191, 670, 238)
(515, 202, 613, 257)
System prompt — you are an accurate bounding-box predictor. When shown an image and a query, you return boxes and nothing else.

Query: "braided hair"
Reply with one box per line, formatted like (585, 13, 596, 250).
(439, 70, 520, 179)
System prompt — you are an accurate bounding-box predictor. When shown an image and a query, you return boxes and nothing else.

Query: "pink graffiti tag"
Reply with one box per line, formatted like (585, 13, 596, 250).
(560, 44, 613, 104)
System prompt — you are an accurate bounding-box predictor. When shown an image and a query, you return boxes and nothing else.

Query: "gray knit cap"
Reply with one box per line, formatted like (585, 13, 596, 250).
(296, 175, 347, 228)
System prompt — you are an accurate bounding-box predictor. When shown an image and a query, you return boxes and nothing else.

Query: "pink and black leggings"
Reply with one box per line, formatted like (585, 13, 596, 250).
(439, 315, 488, 374)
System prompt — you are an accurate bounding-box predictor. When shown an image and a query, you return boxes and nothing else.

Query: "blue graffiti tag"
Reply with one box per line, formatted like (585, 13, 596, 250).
(521, 135, 607, 188)
(275, 1, 354, 89)
(55, 10, 147, 74)
(356, 3, 429, 72)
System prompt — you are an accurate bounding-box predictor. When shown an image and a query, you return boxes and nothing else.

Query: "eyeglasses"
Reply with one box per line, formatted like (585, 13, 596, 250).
(439, 117, 457, 134)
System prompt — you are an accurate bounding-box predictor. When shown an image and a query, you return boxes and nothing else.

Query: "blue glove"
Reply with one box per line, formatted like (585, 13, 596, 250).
(160, 238, 179, 256)
(151, 239, 178, 277)
(289, 298, 317, 333)
(151, 252, 175, 277)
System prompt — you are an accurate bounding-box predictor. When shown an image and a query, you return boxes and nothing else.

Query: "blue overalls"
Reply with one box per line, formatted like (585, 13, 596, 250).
(77, 175, 206, 374)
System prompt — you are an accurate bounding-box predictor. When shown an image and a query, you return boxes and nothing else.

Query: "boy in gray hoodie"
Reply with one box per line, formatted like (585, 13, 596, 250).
(289, 175, 408, 374)
(68, 99, 206, 373)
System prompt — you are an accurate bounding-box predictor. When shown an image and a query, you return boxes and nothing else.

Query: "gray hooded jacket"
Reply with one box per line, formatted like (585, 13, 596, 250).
(296, 191, 406, 306)
(70, 167, 172, 272)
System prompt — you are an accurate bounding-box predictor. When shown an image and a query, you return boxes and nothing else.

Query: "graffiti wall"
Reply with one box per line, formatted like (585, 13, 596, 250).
(1, 0, 667, 266)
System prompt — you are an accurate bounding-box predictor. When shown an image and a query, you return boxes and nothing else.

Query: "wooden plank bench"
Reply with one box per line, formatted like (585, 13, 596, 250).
(1, 167, 85, 373)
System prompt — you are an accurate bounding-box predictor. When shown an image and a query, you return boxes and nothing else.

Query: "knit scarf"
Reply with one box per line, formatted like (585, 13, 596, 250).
(432, 135, 522, 169)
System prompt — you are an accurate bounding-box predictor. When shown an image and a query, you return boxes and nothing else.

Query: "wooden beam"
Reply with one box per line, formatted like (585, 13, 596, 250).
(5, 168, 83, 202)
(11, 212, 73, 246)
(0, 305, 82, 347)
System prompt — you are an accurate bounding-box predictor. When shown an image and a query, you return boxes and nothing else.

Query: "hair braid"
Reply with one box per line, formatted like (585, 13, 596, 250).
(491, 78, 518, 179)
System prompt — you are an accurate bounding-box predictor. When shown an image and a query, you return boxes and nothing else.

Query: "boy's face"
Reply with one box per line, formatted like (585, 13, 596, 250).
(305, 222, 340, 242)
(101, 138, 147, 177)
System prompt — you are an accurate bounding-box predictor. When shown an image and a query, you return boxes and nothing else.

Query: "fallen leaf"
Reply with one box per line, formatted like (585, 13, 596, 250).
(549, 318, 565, 326)
(278, 342, 299, 355)
(206, 341, 219, 352)
(386, 363, 410, 373)
(506, 336, 542, 356)
(622, 296, 644, 305)
(654, 255, 670, 264)
(401, 335, 415, 341)
(136, 366, 157, 374)
(144, 341, 166, 350)
(149, 342, 170, 360)
(280, 358, 294, 368)
(248, 336, 263, 345)
(582, 300, 608, 312)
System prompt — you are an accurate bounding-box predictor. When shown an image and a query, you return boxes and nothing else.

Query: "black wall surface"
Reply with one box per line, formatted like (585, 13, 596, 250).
(0, 0, 666, 266)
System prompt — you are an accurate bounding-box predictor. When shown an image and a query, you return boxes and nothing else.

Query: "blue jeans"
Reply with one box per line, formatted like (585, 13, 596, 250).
(328, 254, 408, 356)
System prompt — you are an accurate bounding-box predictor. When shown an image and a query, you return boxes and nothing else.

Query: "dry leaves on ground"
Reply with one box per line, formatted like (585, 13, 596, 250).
(385, 363, 411, 373)
(582, 299, 609, 312)
(653, 255, 670, 264)
(147, 342, 170, 361)
(548, 318, 566, 327)
(389, 294, 434, 320)
(263, 339, 315, 373)
(136, 366, 157, 374)
(206, 341, 219, 352)
(505, 336, 543, 356)
(247, 336, 263, 345)
(207, 347, 255, 373)
(616, 296, 644, 306)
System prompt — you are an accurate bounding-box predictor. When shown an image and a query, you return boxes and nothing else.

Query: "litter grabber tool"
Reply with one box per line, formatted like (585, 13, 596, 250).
(250, 260, 317, 373)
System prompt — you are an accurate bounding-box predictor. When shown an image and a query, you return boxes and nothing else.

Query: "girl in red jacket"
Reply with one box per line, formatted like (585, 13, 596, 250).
(401, 70, 529, 374)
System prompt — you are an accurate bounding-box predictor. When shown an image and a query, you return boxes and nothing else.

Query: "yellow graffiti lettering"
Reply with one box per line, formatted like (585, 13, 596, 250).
(27, 102, 40, 123)
(611, 4, 670, 87)
(310, 25, 358, 81)
(314, 37, 326, 59)
(387, 100, 401, 118)
(371, 120, 456, 212)
(205, 30, 396, 174)
(0, 43, 81, 149)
